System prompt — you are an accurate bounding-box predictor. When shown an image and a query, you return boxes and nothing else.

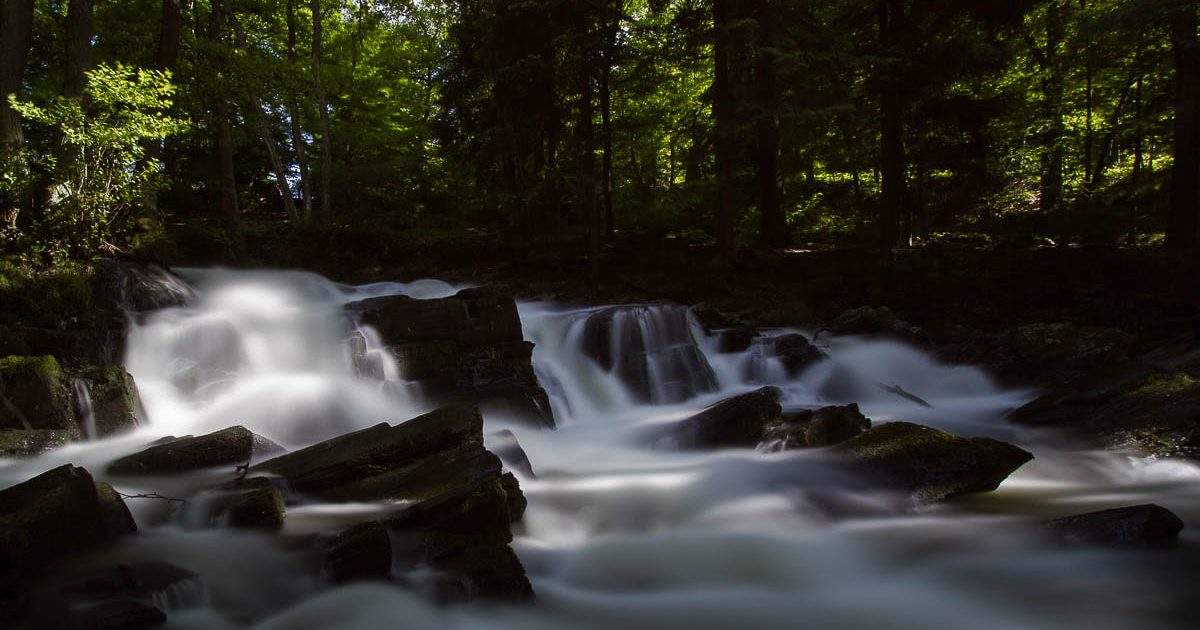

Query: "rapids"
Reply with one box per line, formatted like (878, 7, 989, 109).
(2, 268, 1197, 629)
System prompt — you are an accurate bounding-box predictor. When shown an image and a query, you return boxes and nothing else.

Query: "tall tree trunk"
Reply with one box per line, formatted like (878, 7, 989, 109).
(754, 0, 785, 248)
(0, 0, 34, 156)
(1133, 75, 1144, 186)
(286, 0, 312, 222)
(877, 0, 906, 249)
(208, 0, 241, 254)
(600, 0, 619, 242)
(1168, 4, 1200, 249)
(1039, 0, 1065, 214)
(713, 0, 737, 256)
(64, 0, 94, 98)
(143, 0, 185, 220)
(311, 0, 333, 223)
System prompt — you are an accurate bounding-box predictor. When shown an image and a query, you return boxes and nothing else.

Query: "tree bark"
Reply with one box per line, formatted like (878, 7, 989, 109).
(713, 0, 737, 255)
(0, 0, 33, 154)
(754, 0, 785, 248)
(877, 0, 906, 249)
(1039, 0, 1065, 214)
(208, 0, 240, 252)
(143, 0, 185, 219)
(286, 0, 312, 222)
(64, 0, 94, 98)
(1168, 4, 1200, 249)
(312, 0, 333, 223)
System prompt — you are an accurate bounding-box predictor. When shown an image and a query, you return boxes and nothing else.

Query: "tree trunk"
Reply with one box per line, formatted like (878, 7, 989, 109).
(0, 0, 34, 155)
(1039, 0, 1065, 214)
(1168, 5, 1200, 249)
(600, 0, 619, 242)
(713, 0, 737, 256)
(286, 0, 312, 222)
(754, 0, 785, 248)
(312, 0, 333, 223)
(208, 0, 241, 253)
(877, 0, 906, 249)
(143, 0, 185, 220)
(64, 0, 94, 98)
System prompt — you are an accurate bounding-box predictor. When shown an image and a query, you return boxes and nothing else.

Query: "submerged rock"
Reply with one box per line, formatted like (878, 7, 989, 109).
(108, 426, 282, 476)
(68, 598, 167, 629)
(350, 287, 555, 428)
(1044, 504, 1184, 548)
(761, 403, 871, 450)
(669, 387, 783, 449)
(192, 477, 286, 530)
(324, 521, 393, 584)
(58, 561, 205, 613)
(0, 465, 136, 575)
(833, 422, 1033, 503)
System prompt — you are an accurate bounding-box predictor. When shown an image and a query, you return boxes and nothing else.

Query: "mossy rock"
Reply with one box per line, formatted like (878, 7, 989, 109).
(0, 429, 79, 457)
(108, 426, 281, 476)
(0, 355, 73, 431)
(75, 364, 143, 437)
(834, 421, 1033, 504)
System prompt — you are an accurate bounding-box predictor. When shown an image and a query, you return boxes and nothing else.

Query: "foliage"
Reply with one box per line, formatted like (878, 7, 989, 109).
(6, 63, 187, 261)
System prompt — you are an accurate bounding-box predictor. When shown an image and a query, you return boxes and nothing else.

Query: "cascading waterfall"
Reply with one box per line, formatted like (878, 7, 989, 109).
(72, 377, 97, 440)
(1, 268, 1198, 630)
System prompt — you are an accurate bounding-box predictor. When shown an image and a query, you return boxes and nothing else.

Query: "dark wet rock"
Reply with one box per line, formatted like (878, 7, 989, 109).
(487, 429, 535, 478)
(196, 477, 286, 530)
(0, 355, 73, 431)
(761, 403, 870, 450)
(580, 304, 719, 405)
(60, 562, 204, 611)
(324, 521, 393, 583)
(433, 545, 534, 604)
(669, 387, 783, 449)
(76, 364, 144, 437)
(350, 287, 555, 428)
(0, 429, 76, 457)
(0, 465, 136, 574)
(772, 333, 827, 376)
(716, 327, 755, 354)
(498, 472, 527, 523)
(253, 404, 500, 503)
(1043, 504, 1185, 548)
(108, 426, 282, 476)
(833, 422, 1033, 503)
(346, 330, 386, 380)
(69, 598, 167, 629)
(94, 258, 194, 314)
(827, 306, 921, 340)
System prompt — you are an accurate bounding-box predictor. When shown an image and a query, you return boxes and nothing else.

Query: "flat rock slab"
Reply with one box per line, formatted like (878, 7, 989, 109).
(108, 426, 282, 475)
(833, 421, 1033, 504)
(1044, 504, 1185, 548)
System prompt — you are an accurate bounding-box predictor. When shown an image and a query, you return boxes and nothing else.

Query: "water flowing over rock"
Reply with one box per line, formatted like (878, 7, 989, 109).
(761, 403, 871, 450)
(1044, 504, 1185, 548)
(349, 287, 555, 428)
(772, 333, 827, 376)
(197, 477, 286, 530)
(580, 304, 719, 404)
(487, 429, 536, 478)
(833, 422, 1033, 503)
(74, 364, 143, 437)
(108, 426, 283, 475)
(94, 258, 196, 314)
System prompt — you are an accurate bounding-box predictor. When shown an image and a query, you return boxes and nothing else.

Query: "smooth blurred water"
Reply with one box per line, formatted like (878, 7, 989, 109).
(2, 268, 1197, 629)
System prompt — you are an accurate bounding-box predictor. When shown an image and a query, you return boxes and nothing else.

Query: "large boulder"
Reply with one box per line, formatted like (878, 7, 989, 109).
(186, 477, 286, 530)
(0, 465, 137, 576)
(75, 365, 143, 437)
(761, 403, 870, 450)
(669, 387, 783, 449)
(108, 426, 282, 476)
(833, 422, 1033, 503)
(580, 304, 719, 405)
(0, 355, 74, 431)
(1043, 504, 1184, 548)
(771, 333, 827, 376)
(349, 288, 555, 428)
(323, 521, 393, 584)
(93, 259, 195, 314)
(0, 429, 76, 457)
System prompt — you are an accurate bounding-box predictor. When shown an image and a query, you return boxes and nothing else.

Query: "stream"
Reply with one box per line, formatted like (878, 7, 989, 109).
(2, 268, 1198, 629)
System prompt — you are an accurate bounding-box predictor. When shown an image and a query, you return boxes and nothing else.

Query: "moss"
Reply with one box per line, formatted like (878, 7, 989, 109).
(0, 259, 96, 328)
(0, 355, 64, 385)
(1126, 372, 1198, 399)
(0, 429, 78, 457)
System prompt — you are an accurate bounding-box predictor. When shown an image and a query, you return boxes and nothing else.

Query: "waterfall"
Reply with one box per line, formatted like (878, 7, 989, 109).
(72, 378, 97, 441)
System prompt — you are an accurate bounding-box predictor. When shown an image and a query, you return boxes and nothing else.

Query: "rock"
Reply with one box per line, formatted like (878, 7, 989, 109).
(498, 472, 527, 523)
(0, 429, 76, 457)
(0, 465, 136, 574)
(761, 403, 870, 450)
(669, 387, 783, 449)
(432, 545, 534, 604)
(192, 477, 285, 530)
(69, 598, 166, 629)
(253, 404, 501, 503)
(486, 429, 535, 478)
(0, 355, 74, 431)
(324, 521, 393, 583)
(350, 288, 555, 428)
(715, 327, 755, 354)
(1044, 504, 1185, 548)
(94, 258, 194, 314)
(60, 561, 205, 610)
(76, 364, 144, 437)
(580, 303, 718, 404)
(827, 306, 921, 340)
(108, 426, 282, 476)
(833, 422, 1033, 503)
(772, 333, 827, 376)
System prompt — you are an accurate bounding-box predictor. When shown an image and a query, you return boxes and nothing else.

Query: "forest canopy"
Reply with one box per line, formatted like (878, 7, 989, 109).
(0, 0, 1198, 263)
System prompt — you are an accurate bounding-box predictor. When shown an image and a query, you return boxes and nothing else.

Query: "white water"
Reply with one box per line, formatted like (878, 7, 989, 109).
(2, 268, 1198, 629)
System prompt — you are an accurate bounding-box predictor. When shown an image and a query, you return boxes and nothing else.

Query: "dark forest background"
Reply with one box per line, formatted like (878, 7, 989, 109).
(1, 0, 1199, 268)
